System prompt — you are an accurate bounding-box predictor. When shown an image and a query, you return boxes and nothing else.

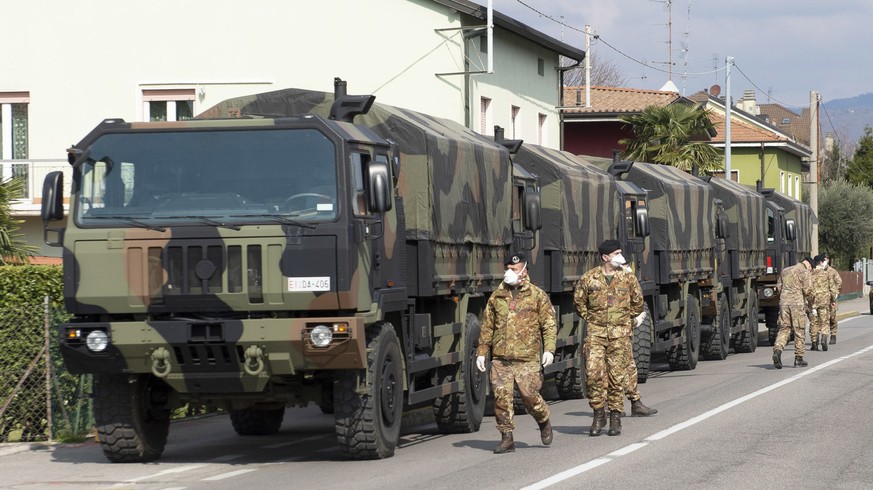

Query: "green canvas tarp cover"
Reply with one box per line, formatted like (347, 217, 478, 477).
(513, 145, 618, 252)
(767, 191, 817, 256)
(582, 157, 715, 252)
(707, 177, 767, 253)
(198, 88, 512, 246)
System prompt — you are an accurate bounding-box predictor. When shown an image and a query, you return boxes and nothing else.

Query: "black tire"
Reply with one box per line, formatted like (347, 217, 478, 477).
(230, 407, 285, 435)
(633, 305, 653, 383)
(735, 295, 759, 353)
(433, 313, 487, 433)
(668, 296, 700, 371)
(556, 366, 585, 399)
(334, 323, 404, 459)
(703, 296, 730, 360)
(764, 307, 779, 346)
(92, 374, 171, 463)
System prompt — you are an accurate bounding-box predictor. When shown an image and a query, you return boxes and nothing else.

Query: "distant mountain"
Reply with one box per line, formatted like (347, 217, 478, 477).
(821, 94, 873, 150)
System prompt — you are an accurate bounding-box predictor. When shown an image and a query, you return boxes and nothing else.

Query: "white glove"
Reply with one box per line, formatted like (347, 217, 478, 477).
(476, 355, 486, 372)
(541, 351, 554, 368)
(634, 311, 647, 327)
(811, 309, 817, 317)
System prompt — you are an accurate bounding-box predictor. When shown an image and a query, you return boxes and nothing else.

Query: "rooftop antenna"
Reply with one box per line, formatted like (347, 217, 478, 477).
(650, 0, 674, 83)
(679, 0, 692, 95)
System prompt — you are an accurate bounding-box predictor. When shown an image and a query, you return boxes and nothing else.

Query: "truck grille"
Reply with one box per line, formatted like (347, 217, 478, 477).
(140, 243, 264, 303)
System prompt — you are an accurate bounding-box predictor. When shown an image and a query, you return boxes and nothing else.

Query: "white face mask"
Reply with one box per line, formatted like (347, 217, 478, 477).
(504, 263, 526, 285)
(610, 253, 627, 268)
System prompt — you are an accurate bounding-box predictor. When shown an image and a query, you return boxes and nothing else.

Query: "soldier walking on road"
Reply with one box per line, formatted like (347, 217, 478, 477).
(772, 257, 815, 369)
(619, 264, 657, 417)
(477, 252, 557, 454)
(809, 255, 831, 351)
(574, 240, 645, 436)
(823, 253, 842, 344)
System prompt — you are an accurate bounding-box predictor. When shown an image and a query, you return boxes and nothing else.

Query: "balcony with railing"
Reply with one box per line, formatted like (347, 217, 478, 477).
(1, 160, 71, 216)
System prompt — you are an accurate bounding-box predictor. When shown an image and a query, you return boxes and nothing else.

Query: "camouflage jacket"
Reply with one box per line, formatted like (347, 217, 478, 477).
(825, 266, 842, 301)
(573, 266, 644, 338)
(811, 268, 831, 307)
(477, 280, 557, 362)
(777, 263, 813, 308)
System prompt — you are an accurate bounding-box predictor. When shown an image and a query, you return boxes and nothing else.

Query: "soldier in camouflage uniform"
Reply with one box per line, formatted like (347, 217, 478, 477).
(574, 240, 644, 436)
(823, 253, 842, 344)
(772, 257, 815, 369)
(809, 255, 831, 352)
(476, 252, 558, 454)
(619, 264, 657, 417)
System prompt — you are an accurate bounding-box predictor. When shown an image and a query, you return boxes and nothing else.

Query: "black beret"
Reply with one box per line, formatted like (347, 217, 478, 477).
(813, 254, 825, 264)
(598, 239, 621, 256)
(505, 252, 526, 266)
(802, 256, 814, 266)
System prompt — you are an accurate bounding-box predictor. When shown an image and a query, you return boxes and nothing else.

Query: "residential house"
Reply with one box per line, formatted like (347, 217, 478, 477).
(558, 85, 811, 198)
(688, 90, 811, 196)
(559, 86, 690, 157)
(1, 0, 584, 259)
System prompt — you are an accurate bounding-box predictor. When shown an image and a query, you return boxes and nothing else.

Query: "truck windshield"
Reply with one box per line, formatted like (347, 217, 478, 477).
(75, 128, 338, 226)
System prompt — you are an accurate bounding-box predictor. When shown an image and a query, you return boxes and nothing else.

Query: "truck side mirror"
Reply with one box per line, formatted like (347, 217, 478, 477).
(636, 208, 650, 237)
(367, 158, 393, 213)
(785, 219, 797, 241)
(41, 171, 65, 222)
(524, 191, 542, 231)
(716, 213, 730, 239)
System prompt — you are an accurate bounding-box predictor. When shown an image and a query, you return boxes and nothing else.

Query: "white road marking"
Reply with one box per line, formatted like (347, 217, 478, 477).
(201, 469, 258, 481)
(521, 340, 873, 490)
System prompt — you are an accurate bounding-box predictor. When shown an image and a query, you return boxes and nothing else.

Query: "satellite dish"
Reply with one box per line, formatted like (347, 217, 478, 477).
(710, 84, 722, 97)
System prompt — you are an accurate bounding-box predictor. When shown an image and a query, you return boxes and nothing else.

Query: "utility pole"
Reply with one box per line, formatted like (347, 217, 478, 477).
(810, 90, 820, 254)
(725, 56, 733, 178)
(585, 25, 591, 108)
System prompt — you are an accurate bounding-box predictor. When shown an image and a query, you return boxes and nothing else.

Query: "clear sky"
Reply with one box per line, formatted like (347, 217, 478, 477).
(485, 0, 870, 107)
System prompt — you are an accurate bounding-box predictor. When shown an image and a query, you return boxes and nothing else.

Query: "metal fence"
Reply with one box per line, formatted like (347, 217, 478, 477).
(0, 298, 92, 443)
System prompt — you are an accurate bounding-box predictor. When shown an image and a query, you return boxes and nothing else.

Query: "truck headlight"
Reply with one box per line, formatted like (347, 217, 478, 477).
(86, 330, 109, 352)
(763, 287, 775, 298)
(310, 325, 333, 347)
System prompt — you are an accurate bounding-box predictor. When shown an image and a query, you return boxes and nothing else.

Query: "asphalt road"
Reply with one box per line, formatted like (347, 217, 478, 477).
(2, 297, 870, 490)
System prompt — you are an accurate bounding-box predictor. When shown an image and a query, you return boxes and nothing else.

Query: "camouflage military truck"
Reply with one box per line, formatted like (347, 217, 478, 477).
(40, 79, 544, 462)
(584, 154, 722, 373)
(701, 177, 767, 359)
(755, 187, 816, 344)
(499, 142, 649, 394)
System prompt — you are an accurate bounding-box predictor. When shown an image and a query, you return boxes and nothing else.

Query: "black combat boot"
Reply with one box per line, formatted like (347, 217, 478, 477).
(821, 335, 829, 351)
(773, 350, 783, 369)
(631, 399, 658, 417)
(810, 340, 818, 351)
(607, 410, 622, 436)
(830, 335, 836, 344)
(590, 408, 606, 437)
(494, 432, 515, 454)
(538, 419, 553, 445)
(794, 357, 808, 367)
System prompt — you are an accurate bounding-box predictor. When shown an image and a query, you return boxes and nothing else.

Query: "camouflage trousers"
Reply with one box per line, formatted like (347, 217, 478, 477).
(585, 334, 631, 412)
(584, 338, 639, 401)
(809, 305, 830, 343)
(774, 305, 808, 357)
(829, 303, 838, 337)
(490, 359, 549, 433)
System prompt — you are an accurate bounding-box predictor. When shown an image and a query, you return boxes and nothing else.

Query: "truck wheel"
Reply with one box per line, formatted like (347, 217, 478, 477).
(230, 407, 285, 435)
(433, 313, 487, 433)
(735, 295, 759, 352)
(703, 296, 730, 360)
(93, 374, 171, 463)
(556, 366, 585, 399)
(668, 297, 700, 371)
(765, 308, 779, 346)
(334, 323, 403, 459)
(632, 305, 653, 383)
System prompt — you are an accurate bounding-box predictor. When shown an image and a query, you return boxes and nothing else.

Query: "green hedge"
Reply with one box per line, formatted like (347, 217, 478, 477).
(0, 265, 64, 308)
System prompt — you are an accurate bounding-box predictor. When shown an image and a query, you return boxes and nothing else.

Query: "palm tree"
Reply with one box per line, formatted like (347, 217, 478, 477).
(0, 177, 37, 264)
(619, 104, 723, 173)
